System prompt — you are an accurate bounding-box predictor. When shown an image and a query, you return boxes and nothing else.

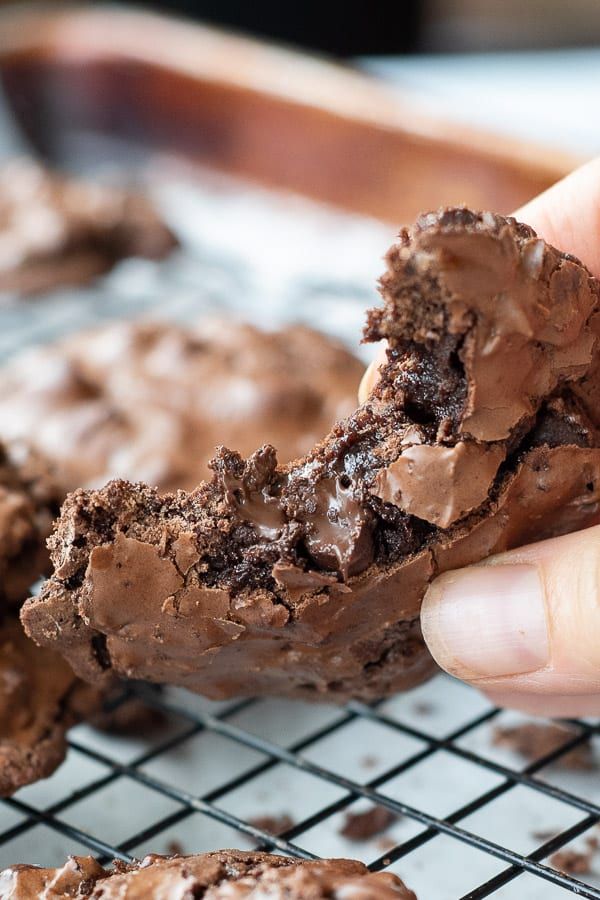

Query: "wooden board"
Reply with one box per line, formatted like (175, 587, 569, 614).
(0, 5, 583, 221)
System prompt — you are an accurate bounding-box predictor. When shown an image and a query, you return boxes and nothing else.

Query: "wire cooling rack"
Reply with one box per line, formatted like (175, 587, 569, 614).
(1, 165, 600, 899)
(2, 679, 600, 899)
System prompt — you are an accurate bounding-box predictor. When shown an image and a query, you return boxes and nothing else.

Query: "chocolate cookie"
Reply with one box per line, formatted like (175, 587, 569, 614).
(22, 209, 600, 702)
(0, 441, 62, 608)
(0, 850, 416, 898)
(0, 318, 363, 492)
(0, 159, 177, 295)
(0, 617, 100, 796)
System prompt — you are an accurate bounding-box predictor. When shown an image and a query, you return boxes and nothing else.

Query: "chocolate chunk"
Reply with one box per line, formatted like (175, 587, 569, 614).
(492, 723, 595, 770)
(303, 478, 375, 578)
(225, 468, 287, 540)
(0, 850, 416, 899)
(340, 806, 399, 841)
(0, 618, 101, 796)
(0, 318, 363, 493)
(0, 158, 176, 295)
(532, 829, 559, 842)
(0, 440, 62, 608)
(22, 209, 600, 703)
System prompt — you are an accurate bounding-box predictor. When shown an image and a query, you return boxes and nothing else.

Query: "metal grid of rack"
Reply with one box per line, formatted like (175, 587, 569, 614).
(1, 168, 599, 898)
(2, 680, 600, 898)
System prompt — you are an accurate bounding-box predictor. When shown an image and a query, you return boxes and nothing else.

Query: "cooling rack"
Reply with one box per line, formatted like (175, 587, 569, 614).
(1, 166, 599, 899)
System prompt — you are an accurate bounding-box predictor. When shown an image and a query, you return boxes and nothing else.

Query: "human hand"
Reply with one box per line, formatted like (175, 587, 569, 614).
(361, 158, 600, 716)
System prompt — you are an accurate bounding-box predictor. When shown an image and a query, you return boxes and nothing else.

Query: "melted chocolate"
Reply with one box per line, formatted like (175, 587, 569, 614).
(303, 478, 374, 578)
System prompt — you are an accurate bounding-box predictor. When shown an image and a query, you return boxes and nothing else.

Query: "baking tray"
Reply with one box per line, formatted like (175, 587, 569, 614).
(0, 7, 598, 899)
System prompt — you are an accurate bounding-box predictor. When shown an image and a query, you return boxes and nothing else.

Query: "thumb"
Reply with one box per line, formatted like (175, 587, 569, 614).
(421, 525, 600, 717)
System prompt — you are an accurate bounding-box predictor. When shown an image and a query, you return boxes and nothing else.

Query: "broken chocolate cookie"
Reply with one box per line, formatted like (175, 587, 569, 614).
(0, 617, 100, 796)
(0, 158, 177, 296)
(22, 209, 600, 702)
(0, 440, 62, 608)
(0, 850, 416, 898)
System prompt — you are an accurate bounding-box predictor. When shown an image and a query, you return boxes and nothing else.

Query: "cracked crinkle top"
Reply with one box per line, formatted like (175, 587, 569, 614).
(22, 208, 600, 702)
(0, 850, 416, 898)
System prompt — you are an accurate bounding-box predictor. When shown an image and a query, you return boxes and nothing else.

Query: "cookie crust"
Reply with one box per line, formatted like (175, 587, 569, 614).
(0, 850, 416, 899)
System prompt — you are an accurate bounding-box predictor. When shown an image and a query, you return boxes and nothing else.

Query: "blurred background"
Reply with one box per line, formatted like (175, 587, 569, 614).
(138, 0, 600, 156)
(144, 0, 600, 54)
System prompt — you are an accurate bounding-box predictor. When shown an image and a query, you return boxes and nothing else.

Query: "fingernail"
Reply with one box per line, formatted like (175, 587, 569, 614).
(421, 564, 550, 679)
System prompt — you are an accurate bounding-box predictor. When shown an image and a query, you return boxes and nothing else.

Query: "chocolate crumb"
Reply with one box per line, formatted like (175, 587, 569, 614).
(413, 702, 435, 716)
(550, 848, 594, 875)
(376, 837, 397, 853)
(340, 807, 398, 841)
(248, 814, 295, 836)
(532, 829, 559, 843)
(91, 697, 168, 736)
(492, 723, 595, 770)
(167, 840, 184, 856)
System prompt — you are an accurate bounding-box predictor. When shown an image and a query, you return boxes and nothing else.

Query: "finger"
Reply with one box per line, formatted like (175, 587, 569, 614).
(515, 155, 600, 277)
(481, 688, 600, 718)
(358, 341, 387, 404)
(421, 525, 600, 698)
